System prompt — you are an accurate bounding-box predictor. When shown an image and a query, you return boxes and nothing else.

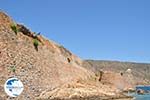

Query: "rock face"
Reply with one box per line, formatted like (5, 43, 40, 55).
(0, 12, 134, 100)
(0, 11, 94, 99)
(83, 60, 150, 89)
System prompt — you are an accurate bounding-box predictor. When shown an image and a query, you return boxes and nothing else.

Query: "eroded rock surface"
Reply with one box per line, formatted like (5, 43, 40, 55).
(0, 11, 133, 100)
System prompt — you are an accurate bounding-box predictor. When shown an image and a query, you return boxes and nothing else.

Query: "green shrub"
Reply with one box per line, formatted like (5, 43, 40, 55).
(9, 66, 16, 73)
(10, 23, 19, 35)
(33, 39, 39, 51)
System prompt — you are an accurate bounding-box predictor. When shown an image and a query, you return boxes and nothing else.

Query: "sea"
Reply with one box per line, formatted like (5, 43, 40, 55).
(127, 86, 150, 100)
(127, 93, 150, 100)
(134, 94, 150, 100)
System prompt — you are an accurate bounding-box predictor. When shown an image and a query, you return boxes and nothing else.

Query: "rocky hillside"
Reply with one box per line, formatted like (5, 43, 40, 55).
(0, 11, 95, 100)
(83, 60, 150, 88)
(0, 11, 134, 100)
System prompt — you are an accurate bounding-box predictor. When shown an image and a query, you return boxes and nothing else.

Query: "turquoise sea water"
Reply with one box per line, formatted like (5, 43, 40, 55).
(127, 92, 150, 100)
(136, 86, 150, 91)
(134, 86, 150, 100)
(126, 86, 150, 100)
(134, 94, 150, 100)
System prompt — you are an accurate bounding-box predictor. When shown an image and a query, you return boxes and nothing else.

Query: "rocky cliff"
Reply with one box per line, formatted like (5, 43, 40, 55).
(0, 11, 93, 99)
(83, 60, 150, 90)
(0, 11, 133, 100)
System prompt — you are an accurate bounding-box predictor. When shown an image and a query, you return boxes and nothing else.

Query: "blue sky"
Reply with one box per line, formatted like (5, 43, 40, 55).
(1, 0, 150, 63)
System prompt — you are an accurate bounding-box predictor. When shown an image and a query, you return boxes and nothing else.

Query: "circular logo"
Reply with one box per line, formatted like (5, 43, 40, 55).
(4, 77, 24, 97)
